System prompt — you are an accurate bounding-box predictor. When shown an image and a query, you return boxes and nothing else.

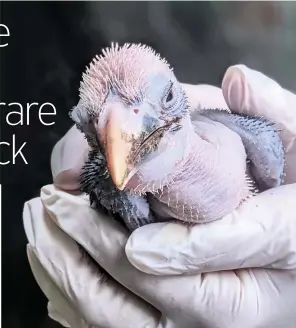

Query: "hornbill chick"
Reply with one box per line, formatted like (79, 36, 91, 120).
(70, 43, 285, 231)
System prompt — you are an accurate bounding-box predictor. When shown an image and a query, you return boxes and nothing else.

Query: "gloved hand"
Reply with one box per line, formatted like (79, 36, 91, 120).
(23, 65, 296, 328)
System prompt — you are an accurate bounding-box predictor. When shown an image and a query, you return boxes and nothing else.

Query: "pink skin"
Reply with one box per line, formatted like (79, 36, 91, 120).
(51, 65, 296, 197)
(123, 115, 249, 223)
(51, 84, 228, 191)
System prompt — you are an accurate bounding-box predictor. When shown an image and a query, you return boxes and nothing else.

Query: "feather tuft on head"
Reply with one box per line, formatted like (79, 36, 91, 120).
(79, 42, 173, 116)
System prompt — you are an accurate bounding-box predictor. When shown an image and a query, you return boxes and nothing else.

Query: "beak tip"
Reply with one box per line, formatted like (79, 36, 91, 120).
(107, 163, 126, 190)
(104, 107, 135, 192)
(116, 184, 125, 191)
(112, 176, 124, 189)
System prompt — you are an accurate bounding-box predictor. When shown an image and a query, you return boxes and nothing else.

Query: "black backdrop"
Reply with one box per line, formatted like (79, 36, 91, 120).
(1, 2, 296, 328)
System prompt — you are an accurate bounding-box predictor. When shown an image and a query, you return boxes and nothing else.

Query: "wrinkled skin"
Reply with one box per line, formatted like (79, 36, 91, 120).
(74, 45, 285, 231)
(24, 65, 296, 328)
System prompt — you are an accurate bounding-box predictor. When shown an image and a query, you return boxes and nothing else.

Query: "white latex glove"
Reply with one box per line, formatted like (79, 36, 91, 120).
(23, 65, 296, 328)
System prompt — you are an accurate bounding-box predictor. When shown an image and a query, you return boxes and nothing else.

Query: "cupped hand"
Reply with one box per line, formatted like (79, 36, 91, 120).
(127, 65, 296, 275)
(24, 65, 296, 328)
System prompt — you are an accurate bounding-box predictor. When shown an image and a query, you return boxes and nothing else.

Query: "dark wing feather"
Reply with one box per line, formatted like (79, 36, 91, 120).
(79, 150, 156, 232)
(192, 109, 285, 191)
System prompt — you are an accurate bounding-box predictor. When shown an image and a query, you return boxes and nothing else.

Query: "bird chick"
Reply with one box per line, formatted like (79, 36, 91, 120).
(71, 43, 285, 230)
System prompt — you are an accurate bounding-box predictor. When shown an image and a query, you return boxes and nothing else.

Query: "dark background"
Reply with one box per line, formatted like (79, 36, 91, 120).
(1, 2, 296, 328)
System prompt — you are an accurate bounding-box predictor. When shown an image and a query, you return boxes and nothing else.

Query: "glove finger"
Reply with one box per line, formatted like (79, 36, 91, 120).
(23, 197, 161, 328)
(27, 245, 87, 328)
(222, 64, 296, 183)
(47, 301, 71, 328)
(125, 184, 296, 275)
(181, 83, 229, 111)
(40, 185, 210, 320)
(51, 125, 89, 191)
(39, 185, 296, 327)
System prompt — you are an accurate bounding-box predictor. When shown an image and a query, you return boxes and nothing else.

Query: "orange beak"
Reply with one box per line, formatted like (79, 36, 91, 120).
(104, 109, 134, 190)
(100, 101, 167, 190)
